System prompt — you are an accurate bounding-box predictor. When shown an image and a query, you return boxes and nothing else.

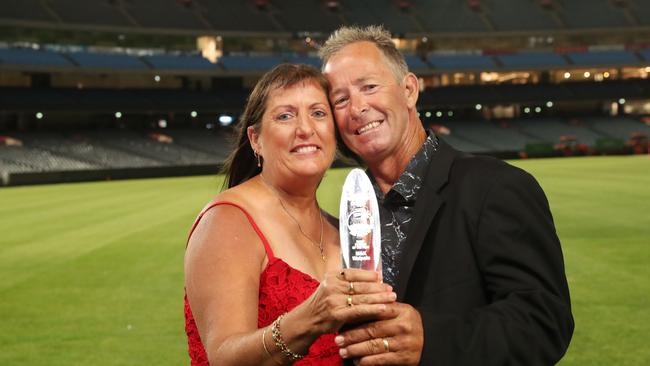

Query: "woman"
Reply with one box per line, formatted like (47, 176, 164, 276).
(184, 64, 396, 365)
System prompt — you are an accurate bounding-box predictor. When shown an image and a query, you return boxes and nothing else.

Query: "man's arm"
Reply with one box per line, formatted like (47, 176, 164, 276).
(338, 165, 574, 365)
(420, 165, 573, 365)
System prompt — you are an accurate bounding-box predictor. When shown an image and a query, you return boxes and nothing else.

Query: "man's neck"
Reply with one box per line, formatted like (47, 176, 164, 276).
(369, 122, 427, 194)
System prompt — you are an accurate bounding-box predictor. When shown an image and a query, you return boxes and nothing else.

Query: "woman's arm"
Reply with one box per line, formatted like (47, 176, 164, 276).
(185, 204, 396, 365)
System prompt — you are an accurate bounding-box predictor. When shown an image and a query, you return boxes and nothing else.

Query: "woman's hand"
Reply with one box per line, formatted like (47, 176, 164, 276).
(303, 268, 397, 335)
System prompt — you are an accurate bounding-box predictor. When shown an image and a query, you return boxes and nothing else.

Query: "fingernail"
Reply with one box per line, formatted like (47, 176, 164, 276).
(334, 335, 345, 346)
(390, 292, 397, 300)
(339, 348, 348, 358)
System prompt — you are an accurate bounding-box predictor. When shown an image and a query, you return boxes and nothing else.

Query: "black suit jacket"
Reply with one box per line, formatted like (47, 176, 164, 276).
(395, 139, 574, 365)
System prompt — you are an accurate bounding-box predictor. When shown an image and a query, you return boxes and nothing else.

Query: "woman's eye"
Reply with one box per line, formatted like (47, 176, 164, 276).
(313, 110, 326, 118)
(276, 113, 293, 121)
(364, 84, 378, 92)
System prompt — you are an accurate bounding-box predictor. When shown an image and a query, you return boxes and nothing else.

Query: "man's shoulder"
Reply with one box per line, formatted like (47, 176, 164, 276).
(443, 151, 535, 189)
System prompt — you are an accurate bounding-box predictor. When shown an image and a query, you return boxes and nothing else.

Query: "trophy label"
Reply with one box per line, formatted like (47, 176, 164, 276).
(339, 169, 381, 271)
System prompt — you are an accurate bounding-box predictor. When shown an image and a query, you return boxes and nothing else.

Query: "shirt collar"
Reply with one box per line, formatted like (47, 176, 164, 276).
(371, 130, 438, 204)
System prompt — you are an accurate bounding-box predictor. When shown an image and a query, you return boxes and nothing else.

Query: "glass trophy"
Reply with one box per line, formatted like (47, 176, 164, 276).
(339, 168, 381, 272)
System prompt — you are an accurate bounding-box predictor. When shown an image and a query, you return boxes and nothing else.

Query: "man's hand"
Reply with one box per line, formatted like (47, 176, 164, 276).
(335, 302, 424, 366)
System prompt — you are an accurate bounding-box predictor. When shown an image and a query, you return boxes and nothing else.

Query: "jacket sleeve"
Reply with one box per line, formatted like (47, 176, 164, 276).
(418, 165, 574, 366)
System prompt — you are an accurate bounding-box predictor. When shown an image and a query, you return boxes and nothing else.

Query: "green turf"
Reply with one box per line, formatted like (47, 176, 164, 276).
(0, 155, 648, 365)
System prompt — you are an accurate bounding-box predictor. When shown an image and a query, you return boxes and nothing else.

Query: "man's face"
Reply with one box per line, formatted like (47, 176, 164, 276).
(323, 41, 412, 164)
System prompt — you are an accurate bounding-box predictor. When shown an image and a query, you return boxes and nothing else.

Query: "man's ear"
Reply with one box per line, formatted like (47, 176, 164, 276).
(247, 126, 260, 153)
(403, 72, 419, 110)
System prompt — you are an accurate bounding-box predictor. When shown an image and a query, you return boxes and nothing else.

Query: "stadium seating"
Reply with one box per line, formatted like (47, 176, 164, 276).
(416, 0, 487, 32)
(498, 52, 568, 68)
(48, 0, 132, 26)
(271, 0, 341, 33)
(510, 118, 603, 146)
(194, 0, 279, 32)
(559, 0, 631, 28)
(482, 0, 558, 31)
(446, 120, 534, 152)
(142, 54, 218, 71)
(427, 54, 497, 71)
(0, 48, 73, 68)
(122, 0, 204, 29)
(585, 117, 650, 139)
(218, 54, 284, 71)
(67, 51, 148, 69)
(566, 50, 640, 66)
(0, 0, 54, 22)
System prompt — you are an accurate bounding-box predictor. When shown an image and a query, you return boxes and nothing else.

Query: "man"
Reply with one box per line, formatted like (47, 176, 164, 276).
(320, 25, 574, 365)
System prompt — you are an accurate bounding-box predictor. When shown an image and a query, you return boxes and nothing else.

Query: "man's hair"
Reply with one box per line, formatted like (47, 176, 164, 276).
(319, 25, 409, 80)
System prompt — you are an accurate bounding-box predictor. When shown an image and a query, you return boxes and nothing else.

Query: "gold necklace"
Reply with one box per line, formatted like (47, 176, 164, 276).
(260, 174, 326, 261)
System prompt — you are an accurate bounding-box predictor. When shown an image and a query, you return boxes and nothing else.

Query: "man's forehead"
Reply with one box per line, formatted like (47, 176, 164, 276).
(323, 41, 381, 74)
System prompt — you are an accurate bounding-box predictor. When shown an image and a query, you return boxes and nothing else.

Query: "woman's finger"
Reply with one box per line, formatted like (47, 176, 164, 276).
(338, 268, 382, 282)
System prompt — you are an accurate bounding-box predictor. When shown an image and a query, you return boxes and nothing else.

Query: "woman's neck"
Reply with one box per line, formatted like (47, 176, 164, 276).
(257, 173, 320, 211)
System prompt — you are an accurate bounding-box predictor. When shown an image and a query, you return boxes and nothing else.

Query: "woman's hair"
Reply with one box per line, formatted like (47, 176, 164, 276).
(318, 24, 409, 81)
(221, 63, 330, 189)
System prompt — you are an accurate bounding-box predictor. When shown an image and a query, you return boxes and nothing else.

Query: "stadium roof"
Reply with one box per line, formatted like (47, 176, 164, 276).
(2, 0, 650, 37)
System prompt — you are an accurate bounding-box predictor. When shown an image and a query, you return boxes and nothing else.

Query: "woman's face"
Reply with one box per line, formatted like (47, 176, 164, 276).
(250, 79, 336, 181)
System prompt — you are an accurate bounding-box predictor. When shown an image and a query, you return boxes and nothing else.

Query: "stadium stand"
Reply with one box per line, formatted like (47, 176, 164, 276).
(0, 0, 54, 22)
(427, 54, 497, 71)
(194, 0, 279, 32)
(482, 0, 558, 31)
(498, 52, 568, 69)
(48, 0, 133, 26)
(0, 48, 74, 68)
(218, 54, 284, 71)
(558, 0, 631, 29)
(67, 51, 148, 70)
(416, 1, 487, 32)
(271, 0, 342, 33)
(141, 54, 217, 71)
(566, 50, 641, 67)
(2, 1, 650, 186)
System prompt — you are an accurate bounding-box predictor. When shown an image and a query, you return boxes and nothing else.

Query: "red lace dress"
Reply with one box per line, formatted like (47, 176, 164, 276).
(184, 201, 342, 365)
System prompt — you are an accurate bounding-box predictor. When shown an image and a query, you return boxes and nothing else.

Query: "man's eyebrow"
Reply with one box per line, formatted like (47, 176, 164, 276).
(330, 76, 374, 96)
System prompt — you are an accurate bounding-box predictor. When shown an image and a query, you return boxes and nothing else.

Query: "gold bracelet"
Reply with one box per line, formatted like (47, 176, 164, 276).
(270, 313, 306, 362)
(261, 327, 282, 365)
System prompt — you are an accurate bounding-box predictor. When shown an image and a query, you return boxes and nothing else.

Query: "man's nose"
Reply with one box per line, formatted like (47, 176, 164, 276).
(350, 95, 368, 119)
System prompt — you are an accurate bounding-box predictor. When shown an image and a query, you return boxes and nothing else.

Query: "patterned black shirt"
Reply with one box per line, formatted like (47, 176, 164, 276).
(370, 131, 438, 288)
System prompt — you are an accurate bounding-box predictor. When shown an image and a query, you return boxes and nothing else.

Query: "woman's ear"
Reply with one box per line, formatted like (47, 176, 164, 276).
(247, 126, 260, 153)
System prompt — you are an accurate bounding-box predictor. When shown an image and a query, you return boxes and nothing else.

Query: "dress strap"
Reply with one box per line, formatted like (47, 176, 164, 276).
(187, 200, 275, 260)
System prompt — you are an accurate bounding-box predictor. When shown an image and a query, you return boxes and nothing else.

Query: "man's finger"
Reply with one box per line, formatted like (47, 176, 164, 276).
(335, 319, 398, 346)
(341, 336, 399, 359)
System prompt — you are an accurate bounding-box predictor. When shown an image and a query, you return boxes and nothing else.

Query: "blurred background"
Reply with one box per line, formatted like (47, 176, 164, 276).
(1, 0, 650, 185)
(0, 1, 648, 365)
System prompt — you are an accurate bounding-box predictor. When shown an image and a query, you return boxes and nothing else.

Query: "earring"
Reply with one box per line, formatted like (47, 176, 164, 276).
(254, 151, 261, 167)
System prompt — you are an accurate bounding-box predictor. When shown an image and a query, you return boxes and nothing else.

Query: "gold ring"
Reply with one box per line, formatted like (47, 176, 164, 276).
(346, 295, 353, 307)
(348, 281, 355, 294)
(382, 338, 390, 353)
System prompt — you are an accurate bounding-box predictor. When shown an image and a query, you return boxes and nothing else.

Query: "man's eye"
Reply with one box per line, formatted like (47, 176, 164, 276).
(364, 84, 378, 91)
(334, 97, 348, 106)
(313, 110, 326, 118)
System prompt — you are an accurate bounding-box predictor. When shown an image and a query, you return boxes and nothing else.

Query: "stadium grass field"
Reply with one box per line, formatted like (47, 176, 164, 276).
(0, 155, 648, 365)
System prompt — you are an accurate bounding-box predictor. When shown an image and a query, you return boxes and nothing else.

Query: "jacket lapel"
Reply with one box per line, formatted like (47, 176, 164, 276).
(395, 139, 458, 300)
